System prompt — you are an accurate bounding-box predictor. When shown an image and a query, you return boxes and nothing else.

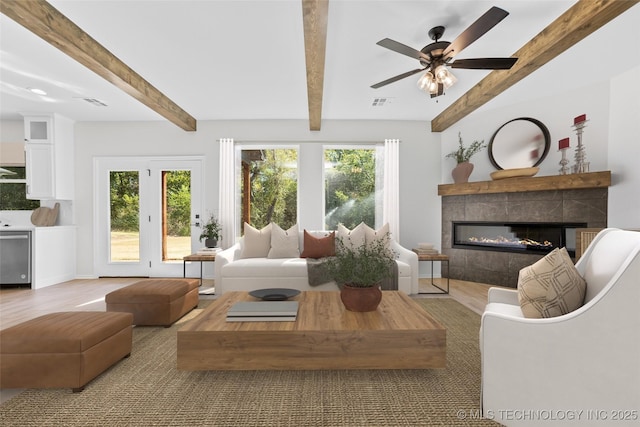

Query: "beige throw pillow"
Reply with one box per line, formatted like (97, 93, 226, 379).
(268, 223, 300, 259)
(336, 222, 367, 250)
(363, 222, 390, 248)
(517, 247, 587, 318)
(240, 223, 272, 258)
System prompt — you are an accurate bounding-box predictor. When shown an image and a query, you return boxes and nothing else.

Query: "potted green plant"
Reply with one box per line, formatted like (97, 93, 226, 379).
(325, 233, 397, 312)
(445, 132, 487, 183)
(199, 213, 222, 248)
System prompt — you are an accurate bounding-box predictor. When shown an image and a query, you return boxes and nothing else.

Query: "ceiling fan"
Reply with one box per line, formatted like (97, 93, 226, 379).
(371, 6, 518, 98)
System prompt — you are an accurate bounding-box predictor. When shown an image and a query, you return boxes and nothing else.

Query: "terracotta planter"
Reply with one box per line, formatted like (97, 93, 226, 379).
(340, 284, 382, 312)
(452, 162, 474, 183)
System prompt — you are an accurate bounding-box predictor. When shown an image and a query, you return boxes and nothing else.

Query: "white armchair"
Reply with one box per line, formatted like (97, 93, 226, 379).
(480, 228, 640, 426)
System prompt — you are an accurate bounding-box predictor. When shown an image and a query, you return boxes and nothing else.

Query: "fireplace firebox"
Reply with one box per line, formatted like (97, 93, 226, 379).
(452, 222, 587, 257)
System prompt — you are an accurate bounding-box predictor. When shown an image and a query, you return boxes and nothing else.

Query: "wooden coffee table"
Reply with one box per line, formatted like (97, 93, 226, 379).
(177, 291, 446, 370)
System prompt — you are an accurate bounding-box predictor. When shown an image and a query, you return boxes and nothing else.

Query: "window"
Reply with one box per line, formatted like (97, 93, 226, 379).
(239, 148, 298, 232)
(324, 147, 383, 230)
(109, 171, 140, 262)
(0, 166, 40, 210)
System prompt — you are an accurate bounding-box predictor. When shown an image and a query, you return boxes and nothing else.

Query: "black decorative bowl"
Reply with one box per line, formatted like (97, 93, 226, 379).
(248, 288, 301, 301)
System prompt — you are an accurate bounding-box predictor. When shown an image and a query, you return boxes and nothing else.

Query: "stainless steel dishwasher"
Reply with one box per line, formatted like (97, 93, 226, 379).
(0, 230, 32, 286)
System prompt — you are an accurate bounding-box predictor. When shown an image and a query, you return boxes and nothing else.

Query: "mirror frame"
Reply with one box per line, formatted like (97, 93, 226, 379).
(488, 117, 551, 170)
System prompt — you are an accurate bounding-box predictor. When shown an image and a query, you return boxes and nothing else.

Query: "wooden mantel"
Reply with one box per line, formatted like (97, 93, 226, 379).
(438, 171, 611, 196)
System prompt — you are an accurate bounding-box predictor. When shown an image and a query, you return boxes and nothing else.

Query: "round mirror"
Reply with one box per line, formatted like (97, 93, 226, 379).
(489, 117, 550, 170)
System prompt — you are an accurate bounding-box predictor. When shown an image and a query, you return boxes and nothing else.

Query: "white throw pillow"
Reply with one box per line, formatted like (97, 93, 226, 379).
(268, 223, 300, 258)
(336, 222, 367, 250)
(363, 222, 390, 247)
(240, 223, 272, 258)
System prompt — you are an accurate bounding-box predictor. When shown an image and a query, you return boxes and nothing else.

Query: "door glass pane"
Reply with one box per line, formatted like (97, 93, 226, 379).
(109, 171, 140, 262)
(240, 149, 298, 232)
(162, 170, 191, 261)
(324, 148, 377, 230)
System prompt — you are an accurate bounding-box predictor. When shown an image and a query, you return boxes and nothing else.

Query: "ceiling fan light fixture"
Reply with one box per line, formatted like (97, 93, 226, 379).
(434, 65, 457, 89)
(417, 71, 438, 94)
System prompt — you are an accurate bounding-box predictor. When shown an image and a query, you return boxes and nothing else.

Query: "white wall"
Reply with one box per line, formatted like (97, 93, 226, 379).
(440, 83, 611, 183)
(74, 119, 442, 278)
(608, 66, 640, 229)
(439, 68, 639, 230)
(7, 67, 639, 282)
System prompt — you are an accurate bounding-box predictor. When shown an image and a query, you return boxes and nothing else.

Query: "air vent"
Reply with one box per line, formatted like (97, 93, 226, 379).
(81, 98, 108, 107)
(371, 97, 392, 107)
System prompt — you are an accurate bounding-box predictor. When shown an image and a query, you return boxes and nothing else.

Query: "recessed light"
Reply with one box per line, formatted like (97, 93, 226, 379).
(27, 87, 47, 96)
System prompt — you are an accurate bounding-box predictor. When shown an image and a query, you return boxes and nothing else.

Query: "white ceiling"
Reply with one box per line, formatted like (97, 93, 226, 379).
(1, 1, 638, 126)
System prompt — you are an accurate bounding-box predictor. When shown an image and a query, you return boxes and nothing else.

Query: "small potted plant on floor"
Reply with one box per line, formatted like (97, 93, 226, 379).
(199, 213, 222, 248)
(325, 233, 397, 312)
(446, 132, 487, 183)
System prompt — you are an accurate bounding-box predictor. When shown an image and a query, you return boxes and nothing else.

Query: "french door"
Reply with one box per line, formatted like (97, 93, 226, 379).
(95, 157, 203, 277)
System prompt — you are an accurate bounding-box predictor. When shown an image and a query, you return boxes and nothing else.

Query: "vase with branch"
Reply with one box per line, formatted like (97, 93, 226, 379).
(446, 132, 487, 183)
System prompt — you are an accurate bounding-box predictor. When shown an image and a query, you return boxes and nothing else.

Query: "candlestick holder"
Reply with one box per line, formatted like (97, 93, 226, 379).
(572, 121, 590, 173)
(558, 148, 570, 175)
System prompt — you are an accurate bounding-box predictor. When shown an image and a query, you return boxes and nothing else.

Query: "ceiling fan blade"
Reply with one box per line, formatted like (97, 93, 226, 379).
(376, 38, 431, 63)
(451, 57, 517, 70)
(371, 68, 426, 89)
(442, 6, 509, 59)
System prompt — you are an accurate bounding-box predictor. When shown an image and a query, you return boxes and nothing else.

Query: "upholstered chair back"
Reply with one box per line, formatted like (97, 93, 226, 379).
(575, 229, 640, 303)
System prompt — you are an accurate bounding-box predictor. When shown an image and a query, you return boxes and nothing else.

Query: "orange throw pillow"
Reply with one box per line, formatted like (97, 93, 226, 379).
(300, 230, 336, 258)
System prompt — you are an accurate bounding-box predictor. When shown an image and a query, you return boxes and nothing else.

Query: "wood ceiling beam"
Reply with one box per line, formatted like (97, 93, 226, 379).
(0, 0, 197, 131)
(431, 0, 639, 133)
(302, 0, 329, 131)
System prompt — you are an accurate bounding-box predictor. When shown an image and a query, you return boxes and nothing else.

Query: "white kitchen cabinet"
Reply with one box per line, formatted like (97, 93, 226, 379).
(22, 114, 74, 200)
(23, 115, 52, 144)
(33, 226, 76, 289)
(24, 143, 54, 199)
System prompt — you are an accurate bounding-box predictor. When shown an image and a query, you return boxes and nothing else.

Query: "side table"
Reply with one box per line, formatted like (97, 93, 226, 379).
(412, 250, 450, 295)
(183, 252, 217, 286)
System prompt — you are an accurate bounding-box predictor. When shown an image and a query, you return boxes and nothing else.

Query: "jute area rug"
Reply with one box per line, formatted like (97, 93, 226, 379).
(0, 298, 499, 427)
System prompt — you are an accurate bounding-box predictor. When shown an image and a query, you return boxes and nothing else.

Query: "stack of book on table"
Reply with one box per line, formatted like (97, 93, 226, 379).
(226, 301, 299, 322)
(196, 247, 221, 255)
(414, 243, 439, 256)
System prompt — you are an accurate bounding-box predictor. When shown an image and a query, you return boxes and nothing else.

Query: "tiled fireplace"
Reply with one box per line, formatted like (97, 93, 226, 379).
(439, 172, 609, 287)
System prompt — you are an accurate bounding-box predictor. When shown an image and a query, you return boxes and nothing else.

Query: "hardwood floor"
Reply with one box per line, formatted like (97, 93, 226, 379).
(0, 277, 499, 330)
(0, 277, 501, 404)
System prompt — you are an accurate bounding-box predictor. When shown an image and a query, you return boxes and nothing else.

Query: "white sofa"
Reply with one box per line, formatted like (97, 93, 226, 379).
(480, 228, 640, 426)
(215, 230, 418, 295)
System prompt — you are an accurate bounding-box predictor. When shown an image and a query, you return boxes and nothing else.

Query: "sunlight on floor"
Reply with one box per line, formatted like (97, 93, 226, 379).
(76, 297, 105, 307)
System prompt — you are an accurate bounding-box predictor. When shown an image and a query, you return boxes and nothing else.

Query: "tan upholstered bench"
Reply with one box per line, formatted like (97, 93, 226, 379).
(105, 279, 200, 326)
(0, 311, 133, 392)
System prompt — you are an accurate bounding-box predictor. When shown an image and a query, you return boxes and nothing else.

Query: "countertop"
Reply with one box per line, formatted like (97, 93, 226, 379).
(0, 225, 76, 232)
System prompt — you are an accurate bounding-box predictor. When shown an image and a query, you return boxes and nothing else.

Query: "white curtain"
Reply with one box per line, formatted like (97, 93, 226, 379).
(218, 138, 235, 249)
(383, 138, 400, 240)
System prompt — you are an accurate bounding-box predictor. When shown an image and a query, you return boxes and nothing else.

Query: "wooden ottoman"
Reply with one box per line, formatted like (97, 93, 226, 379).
(0, 311, 133, 392)
(105, 279, 200, 326)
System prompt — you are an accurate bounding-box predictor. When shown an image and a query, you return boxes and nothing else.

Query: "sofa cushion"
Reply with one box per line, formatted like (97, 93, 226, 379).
(337, 222, 367, 250)
(223, 257, 310, 278)
(300, 230, 335, 258)
(240, 223, 272, 258)
(517, 247, 587, 318)
(222, 257, 411, 280)
(268, 223, 300, 259)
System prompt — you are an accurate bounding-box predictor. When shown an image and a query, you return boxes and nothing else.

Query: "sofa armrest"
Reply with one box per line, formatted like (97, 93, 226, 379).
(214, 241, 242, 292)
(391, 240, 419, 294)
(487, 287, 519, 305)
